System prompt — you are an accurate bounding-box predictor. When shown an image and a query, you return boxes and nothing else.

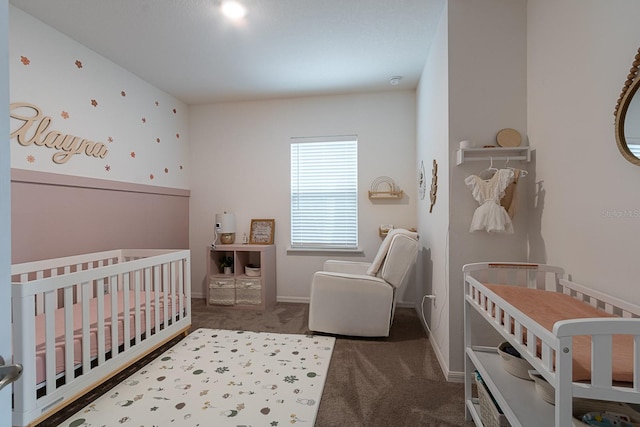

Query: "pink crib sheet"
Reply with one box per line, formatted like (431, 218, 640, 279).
(34, 291, 176, 385)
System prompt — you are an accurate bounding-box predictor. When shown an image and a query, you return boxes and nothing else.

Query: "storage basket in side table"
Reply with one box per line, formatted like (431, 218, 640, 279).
(235, 277, 261, 305)
(208, 276, 235, 306)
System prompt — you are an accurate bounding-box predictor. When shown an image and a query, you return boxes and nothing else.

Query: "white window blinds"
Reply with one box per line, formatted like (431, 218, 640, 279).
(290, 136, 358, 249)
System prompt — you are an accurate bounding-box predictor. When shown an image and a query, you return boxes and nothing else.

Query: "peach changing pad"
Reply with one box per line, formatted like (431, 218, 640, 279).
(486, 283, 634, 383)
(34, 291, 175, 385)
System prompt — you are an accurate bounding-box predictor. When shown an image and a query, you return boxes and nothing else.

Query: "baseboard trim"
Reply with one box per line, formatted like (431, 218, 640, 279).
(413, 303, 464, 383)
(194, 293, 417, 307)
(447, 370, 464, 383)
(277, 296, 309, 304)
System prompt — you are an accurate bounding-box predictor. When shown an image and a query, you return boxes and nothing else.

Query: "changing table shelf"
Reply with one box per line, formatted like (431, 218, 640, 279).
(466, 346, 554, 427)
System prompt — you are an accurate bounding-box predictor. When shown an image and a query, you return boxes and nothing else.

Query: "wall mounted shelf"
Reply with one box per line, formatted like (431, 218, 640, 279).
(456, 147, 531, 165)
(368, 176, 403, 200)
(368, 190, 403, 199)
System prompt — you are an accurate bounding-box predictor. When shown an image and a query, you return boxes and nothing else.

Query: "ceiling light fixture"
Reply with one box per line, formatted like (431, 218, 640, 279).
(389, 76, 403, 86)
(221, 1, 247, 20)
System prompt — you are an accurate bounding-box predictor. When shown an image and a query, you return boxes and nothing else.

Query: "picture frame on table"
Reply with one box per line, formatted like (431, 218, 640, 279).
(249, 219, 275, 245)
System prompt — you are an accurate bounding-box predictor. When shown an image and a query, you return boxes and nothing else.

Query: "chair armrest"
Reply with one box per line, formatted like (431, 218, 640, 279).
(309, 271, 394, 337)
(323, 260, 372, 275)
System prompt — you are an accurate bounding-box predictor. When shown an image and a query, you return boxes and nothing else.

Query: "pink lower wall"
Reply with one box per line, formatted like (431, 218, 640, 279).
(11, 169, 189, 263)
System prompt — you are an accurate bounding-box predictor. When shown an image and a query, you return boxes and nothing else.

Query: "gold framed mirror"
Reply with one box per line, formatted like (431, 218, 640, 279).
(614, 47, 640, 165)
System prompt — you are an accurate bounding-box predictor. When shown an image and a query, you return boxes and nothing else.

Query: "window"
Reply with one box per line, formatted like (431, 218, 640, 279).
(290, 135, 358, 249)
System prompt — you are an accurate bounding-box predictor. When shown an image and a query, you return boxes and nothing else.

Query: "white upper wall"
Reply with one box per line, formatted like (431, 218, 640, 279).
(446, 0, 528, 374)
(416, 2, 451, 375)
(527, 0, 640, 304)
(9, 6, 190, 189)
(188, 91, 417, 302)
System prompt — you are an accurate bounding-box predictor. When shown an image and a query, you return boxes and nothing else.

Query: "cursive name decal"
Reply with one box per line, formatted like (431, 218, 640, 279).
(10, 102, 109, 164)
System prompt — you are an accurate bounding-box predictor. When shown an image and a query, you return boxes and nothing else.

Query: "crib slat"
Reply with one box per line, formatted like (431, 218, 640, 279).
(64, 286, 74, 385)
(81, 281, 91, 374)
(96, 280, 106, 365)
(134, 270, 142, 344)
(173, 262, 179, 319)
(36, 270, 44, 315)
(154, 265, 161, 332)
(178, 260, 185, 319)
(184, 258, 190, 317)
(123, 272, 131, 351)
(144, 267, 151, 339)
(163, 262, 169, 328)
(44, 290, 56, 395)
(110, 275, 119, 359)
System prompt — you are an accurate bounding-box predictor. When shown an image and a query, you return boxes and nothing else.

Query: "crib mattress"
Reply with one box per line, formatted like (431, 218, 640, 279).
(34, 291, 175, 386)
(486, 283, 634, 383)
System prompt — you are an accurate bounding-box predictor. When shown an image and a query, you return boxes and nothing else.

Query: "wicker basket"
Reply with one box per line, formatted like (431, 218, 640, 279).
(235, 278, 261, 305)
(209, 277, 235, 305)
(497, 342, 533, 380)
(475, 375, 510, 427)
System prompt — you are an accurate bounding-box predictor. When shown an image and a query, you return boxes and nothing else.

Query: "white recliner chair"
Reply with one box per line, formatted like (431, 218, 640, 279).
(308, 229, 419, 337)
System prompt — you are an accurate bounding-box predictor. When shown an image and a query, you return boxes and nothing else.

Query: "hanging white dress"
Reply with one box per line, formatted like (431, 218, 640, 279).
(465, 168, 515, 234)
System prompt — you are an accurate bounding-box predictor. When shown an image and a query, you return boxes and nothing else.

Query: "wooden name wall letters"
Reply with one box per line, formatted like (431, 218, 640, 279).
(10, 102, 109, 164)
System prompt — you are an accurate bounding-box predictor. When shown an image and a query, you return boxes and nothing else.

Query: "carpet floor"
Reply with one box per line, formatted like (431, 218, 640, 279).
(37, 299, 473, 427)
(191, 300, 473, 427)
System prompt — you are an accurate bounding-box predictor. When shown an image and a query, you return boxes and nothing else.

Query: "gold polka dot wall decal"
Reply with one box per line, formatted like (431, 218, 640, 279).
(105, 165, 111, 171)
(156, 138, 160, 143)
(176, 133, 180, 139)
(20, 56, 30, 65)
(130, 152, 136, 158)
(149, 174, 154, 180)
(75, 60, 83, 68)
(27, 155, 35, 163)
(108, 136, 113, 143)
(173, 108, 177, 114)
(61, 111, 69, 119)
(141, 117, 146, 123)
(180, 165, 183, 170)
(164, 168, 169, 173)
(121, 91, 126, 97)
(155, 101, 159, 106)
(91, 99, 98, 107)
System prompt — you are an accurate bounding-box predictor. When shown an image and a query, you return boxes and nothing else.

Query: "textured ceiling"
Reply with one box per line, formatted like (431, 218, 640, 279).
(9, 0, 444, 105)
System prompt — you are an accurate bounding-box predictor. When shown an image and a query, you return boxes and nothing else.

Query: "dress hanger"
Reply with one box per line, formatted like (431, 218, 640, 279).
(504, 157, 528, 177)
(478, 157, 498, 179)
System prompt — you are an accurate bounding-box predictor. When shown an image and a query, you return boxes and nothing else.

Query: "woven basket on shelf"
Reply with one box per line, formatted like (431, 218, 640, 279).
(475, 375, 510, 427)
(497, 342, 533, 380)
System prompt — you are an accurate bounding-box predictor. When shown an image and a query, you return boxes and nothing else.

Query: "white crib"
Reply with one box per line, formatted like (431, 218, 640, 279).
(11, 249, 191, 427)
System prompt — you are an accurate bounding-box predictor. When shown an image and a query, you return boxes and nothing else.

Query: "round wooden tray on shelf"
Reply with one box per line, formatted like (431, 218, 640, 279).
(496, 128, 522, 147)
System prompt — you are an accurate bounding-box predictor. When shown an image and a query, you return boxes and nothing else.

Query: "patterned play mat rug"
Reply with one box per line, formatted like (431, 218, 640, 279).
(60, 328, 336, 426)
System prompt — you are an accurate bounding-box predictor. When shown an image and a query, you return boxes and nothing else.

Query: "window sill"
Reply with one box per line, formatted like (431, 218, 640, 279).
(287, 247, 363, 255)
